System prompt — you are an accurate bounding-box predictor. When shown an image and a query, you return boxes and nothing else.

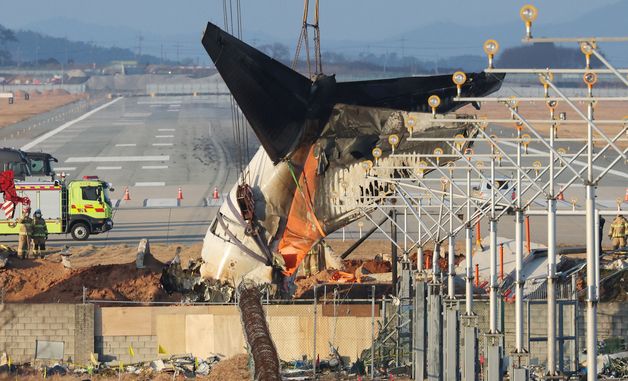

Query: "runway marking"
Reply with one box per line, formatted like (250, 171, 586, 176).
(21, 97, 123, 151)
(155, 135, 174, 138)
(137, 101, 182, 105)
(142, 165, 169, 169)
(66, 155, 169, 163)
(158, 129, 176, 132)
(113, 122, 144, 126)
(115, 143, 137, 147)
(55, 167, 76, 171)
(135, 182, 166, 187)
(152, 143, 173, 146)
(96, 166, 122, 170)
(123, 112, 151, 118)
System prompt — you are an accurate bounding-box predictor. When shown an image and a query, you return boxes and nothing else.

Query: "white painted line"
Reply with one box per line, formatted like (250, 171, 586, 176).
(66, 155, 169, 163)
(135, 182, 166, 187)
(167, 110, 179, 112)
(158, 128, 175, 132)
(115, 143, 137, 147)
(21, 97, 123, 150)
(144, 198, 179, 208)
(55, 167, 76, 171)
(123, 112, 151, 118)
(137, 101, 182, 105)
(155, 135, 174, 138)
(142, 165, 169, 169)
(96, 166, 122, 170)
(113, 122, 144, 126)
(152, 143, 173, 147)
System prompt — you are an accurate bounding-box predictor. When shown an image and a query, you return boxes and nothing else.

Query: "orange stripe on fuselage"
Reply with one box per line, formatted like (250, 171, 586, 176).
(278, 145, 325, 276)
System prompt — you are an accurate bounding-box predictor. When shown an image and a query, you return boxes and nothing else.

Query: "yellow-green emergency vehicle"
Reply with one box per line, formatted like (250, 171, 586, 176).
(0, 177, 114, 240)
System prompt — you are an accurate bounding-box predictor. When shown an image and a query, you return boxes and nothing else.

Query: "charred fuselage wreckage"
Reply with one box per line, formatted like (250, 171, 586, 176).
(168, 22, 503, 301)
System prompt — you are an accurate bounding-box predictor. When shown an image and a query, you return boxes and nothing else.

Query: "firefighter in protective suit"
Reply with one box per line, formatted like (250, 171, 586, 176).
(9, 206, 33, 259)
(32, 209, 48, 258)
(608, 214, 627, 250)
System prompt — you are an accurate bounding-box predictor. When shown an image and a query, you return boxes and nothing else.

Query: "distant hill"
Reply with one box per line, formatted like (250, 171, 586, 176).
(0, 24, 176, 67)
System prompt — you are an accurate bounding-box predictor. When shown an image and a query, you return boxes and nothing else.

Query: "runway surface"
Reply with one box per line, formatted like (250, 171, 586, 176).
(0, 93, 625, 249)
(1, 94, 257, 246)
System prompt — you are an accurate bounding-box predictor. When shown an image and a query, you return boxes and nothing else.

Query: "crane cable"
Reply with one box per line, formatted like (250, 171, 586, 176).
(223, 0, 250, 184)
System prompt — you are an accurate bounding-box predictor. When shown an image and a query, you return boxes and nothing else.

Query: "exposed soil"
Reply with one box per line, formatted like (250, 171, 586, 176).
(342, 258, 392, 274)
(0, 243, 203, 303)
(0, 91, 87, 128)
(459, 100, 628, 148)
(207, 354, 250, 381)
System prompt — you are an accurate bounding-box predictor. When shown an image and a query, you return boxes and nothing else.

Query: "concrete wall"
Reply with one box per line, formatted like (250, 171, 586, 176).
(0, 301, 625, 368)
(470, 300, 578, 369)
(577, 302, 628, 353)
(0, 304, 93, 364)
(94, 304, 379, 363)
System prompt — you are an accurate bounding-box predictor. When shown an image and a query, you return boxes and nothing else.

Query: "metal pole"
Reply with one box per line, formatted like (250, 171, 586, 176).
(313, 285, 317, 379)
(371, 285, 375, 378)
(489, 148, 498, 334)
(487, 143, 502, 381)
(404, 208, 408, 255)
(594, 209, 600, 290)
(391, 209, 398, 296)
(525, 215, 531, 254)
(418, 199, 424, 272)
(433, 243, 441, 282)
(489, 218, 498, 332)
(448, 176, 456, 299)
(547, 119, 558, 375)
(585, 87, 598, 381)
(514, 123, 525, 354)
(465, 168, 473, 315)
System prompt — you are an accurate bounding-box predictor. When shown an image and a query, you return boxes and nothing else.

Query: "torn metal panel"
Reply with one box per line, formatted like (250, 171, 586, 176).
(161, 256, 234, 302)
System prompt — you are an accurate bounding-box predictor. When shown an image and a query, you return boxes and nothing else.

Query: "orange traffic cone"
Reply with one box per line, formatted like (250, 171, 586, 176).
(624, 188, 628, 202)
(177, 187, 183, 200)
(557, 189, 564, 201)
(213, 187, 219, 200)
(123, 187, 131, 201)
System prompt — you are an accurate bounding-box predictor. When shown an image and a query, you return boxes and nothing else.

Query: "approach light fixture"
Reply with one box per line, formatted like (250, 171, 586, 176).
(372, 147, 382, 164)
(428, 95, 441, 117)
(520, 5, 538, 38)
(580, 41, 596, 68)
(483, 39, 499, 68)
(452, 71, 467, 96)
(583, 71, 598, 89)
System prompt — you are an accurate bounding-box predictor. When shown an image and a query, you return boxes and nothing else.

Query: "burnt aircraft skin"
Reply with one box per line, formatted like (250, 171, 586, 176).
(199, 22, 504, 292)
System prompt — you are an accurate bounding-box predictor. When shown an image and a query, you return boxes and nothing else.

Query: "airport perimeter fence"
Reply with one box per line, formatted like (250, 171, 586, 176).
(80, 279, 581, 377)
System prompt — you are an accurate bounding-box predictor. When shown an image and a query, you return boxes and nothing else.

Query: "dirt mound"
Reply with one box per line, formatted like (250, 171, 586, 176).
(342, 258, 391, 274)
(0, 258, 176, 303)
(294, 269, 336, 297)
(208, 354, 250, 381)
(0, 243, 202, 303)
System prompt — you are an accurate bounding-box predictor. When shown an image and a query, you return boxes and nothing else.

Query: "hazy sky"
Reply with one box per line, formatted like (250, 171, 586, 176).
(2, 0, 621, 42)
